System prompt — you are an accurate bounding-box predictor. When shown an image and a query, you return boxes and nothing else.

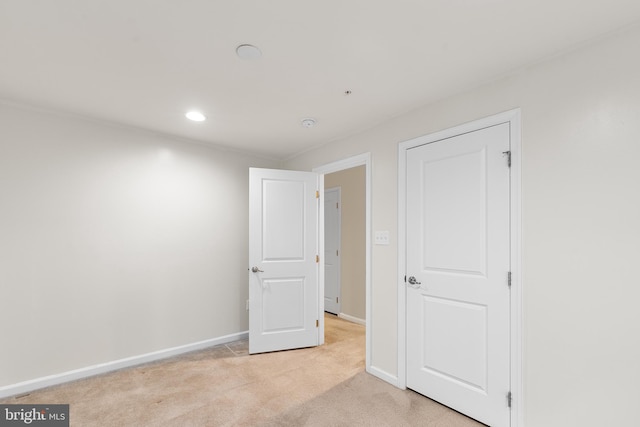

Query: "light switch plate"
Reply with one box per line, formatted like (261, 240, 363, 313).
(374, 231, 390, 245)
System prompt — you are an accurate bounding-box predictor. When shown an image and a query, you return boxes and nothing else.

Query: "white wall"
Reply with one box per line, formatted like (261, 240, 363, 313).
(284, 24, 640, 426)
(0, 102, 279, 388)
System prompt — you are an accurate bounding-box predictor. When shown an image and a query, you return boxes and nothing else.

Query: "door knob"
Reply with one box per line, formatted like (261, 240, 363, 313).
(407, 276, 421, 288)
(251, 266, 264, 273)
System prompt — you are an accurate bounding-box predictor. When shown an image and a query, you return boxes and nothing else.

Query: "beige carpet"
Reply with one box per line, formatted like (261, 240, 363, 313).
(260, 371, 483, 427)
(1, 314, 482, 426)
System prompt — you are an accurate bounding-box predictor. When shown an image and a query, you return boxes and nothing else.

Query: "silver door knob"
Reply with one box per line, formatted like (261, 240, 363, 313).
(407, 276, 421, 288)
(251, 266, 264, 273)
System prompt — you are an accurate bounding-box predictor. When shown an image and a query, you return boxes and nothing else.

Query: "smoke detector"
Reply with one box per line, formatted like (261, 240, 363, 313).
(301, 118, 316, 128)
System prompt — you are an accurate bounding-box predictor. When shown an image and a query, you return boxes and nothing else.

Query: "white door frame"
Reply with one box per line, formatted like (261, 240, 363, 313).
(397, 109, 523, 427)
(313, 153, 372, 373)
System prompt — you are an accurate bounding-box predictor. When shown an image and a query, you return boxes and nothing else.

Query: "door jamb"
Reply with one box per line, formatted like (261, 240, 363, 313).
(313, 153, 372, 373)
(397, 109, 522, 427)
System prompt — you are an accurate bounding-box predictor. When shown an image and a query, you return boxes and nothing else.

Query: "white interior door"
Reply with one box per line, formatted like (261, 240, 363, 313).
(405, 123, 511, 426)
(249, 168, 321, 354)
(324, 187, 341, 315)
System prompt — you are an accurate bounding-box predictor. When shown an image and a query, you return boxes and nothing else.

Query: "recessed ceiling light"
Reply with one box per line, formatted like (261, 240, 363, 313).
(301, 118, 316, 128)
(185, 111, 206, 122)
(236, 44, 262, 60)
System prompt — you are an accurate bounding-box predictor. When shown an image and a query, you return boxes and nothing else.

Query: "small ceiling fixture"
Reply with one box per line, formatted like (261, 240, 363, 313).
(185, 111, 206, 122)
(236, 44, 262, 60)
(301, 118, 316, 128)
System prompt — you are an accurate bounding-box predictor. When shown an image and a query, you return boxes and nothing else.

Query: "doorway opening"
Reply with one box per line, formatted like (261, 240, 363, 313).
(324, 166, 366, 325)
(314, 153, 371, 372)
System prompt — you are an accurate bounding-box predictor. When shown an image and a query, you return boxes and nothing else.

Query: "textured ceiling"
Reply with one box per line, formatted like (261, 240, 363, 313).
(2, 1, 640, 159)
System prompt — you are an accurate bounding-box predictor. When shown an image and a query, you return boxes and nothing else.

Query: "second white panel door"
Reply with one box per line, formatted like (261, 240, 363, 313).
(405, 123, 511, 426)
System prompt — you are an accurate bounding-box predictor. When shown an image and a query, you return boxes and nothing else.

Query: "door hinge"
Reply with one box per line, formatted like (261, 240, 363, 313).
(316, 319, 319, 327)
(507, 271, 512, 287)
(316, 254, 320, 263)
(404, 275, 407, 283)
(502, 150, 511, 168)
(507, 391, 512, 408)
(336, 297, 339, 303)
(316, 190, 319, 198)
(336, 250, 339, 256)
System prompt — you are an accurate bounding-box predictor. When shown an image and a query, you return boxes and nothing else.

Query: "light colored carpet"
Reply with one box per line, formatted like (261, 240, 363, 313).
(260, 372, 483, 427)
(1, 314, 482, 426)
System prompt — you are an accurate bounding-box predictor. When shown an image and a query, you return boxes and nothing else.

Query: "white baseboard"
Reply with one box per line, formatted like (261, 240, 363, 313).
(338, 313, 366, 326)
(0, 331, 248, 399)
(367, 365, 400, 388)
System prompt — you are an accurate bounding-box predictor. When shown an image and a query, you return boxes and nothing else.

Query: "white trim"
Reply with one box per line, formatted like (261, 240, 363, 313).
(313, 153, 372, 375)
(367, 365, 399, 387)
(314, 153, 371, 173)
(509, 111, 524, 427)
(0, 331, 248, 399)
(397, 109, 523, 427)
(317, 173, 326, 345)
(397, 143, 408, 389)
(338, 313, 365, 326)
